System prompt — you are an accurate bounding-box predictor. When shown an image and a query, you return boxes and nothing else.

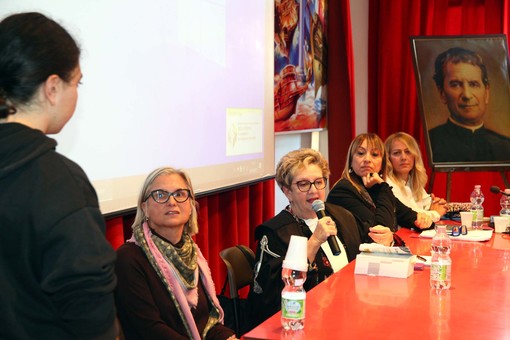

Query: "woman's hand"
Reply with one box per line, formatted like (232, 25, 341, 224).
(414, 212, 433, 229)
(368, 225, 394, 246)
(308, 217, 337, 262)
(430, 193, 447, 217)
(361, 172, 384, 189)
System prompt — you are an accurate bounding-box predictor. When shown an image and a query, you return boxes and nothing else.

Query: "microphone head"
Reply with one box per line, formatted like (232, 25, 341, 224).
(490, 185, 502, 194)
(311, 199, 325, 212)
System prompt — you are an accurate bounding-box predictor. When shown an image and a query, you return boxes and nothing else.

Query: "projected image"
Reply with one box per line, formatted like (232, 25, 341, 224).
(226, 108, 263, 156)
(274, 0, 327, 132)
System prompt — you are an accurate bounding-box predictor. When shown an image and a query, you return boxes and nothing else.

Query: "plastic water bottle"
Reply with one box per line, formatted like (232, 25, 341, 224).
(281, 267, 307, 330)
(430, 225, 452, 290)
(500, 189, 510, 227)
(470, 185, 484, 230)
(281, 235, 307, 331)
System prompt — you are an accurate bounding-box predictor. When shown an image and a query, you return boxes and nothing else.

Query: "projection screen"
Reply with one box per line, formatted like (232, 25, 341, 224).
(2, 0, 275, 215)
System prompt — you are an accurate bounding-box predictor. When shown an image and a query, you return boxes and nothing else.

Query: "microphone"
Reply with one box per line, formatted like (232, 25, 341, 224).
(490, 186, 510, 196)
(311, 200, 341, 256)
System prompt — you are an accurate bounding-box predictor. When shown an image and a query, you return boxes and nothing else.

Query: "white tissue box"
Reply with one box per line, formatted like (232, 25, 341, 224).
(354, 252, 415, 278)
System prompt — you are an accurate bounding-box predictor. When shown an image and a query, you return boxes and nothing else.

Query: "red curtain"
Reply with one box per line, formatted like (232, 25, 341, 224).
(327, 0, 357, 184)
(194, 180, 275, 293)
(369, 0, 510, 216)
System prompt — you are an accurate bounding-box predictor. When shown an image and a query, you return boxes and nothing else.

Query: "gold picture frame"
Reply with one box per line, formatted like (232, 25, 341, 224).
(410, 34, 510, 170)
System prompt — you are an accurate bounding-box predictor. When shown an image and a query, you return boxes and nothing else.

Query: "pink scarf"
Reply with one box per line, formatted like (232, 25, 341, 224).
(129, 222, 225, 339)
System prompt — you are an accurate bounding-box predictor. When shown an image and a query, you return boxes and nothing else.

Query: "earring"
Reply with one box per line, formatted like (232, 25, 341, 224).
(144, 216, 149, 222)
(348, 168, 353, 174)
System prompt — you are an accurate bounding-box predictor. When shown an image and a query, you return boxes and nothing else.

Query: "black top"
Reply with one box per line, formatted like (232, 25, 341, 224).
(327, 178, 419, 236)
(245, 203, 362, 332)
(0, 123, 116, 339)
(115, 242, 235, 340)
(429, 119, 510, 162)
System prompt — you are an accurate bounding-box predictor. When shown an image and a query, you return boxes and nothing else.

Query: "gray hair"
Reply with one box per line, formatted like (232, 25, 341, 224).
(132, 166, 199, 236)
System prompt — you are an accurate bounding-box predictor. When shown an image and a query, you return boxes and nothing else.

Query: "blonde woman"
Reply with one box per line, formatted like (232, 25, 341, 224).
(115, 167, 236, 340)
(385, 132, 447, 222)
(246, 148, 362, 332)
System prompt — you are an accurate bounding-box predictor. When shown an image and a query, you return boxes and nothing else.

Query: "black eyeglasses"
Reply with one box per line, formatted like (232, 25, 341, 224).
(293, 177, 327, 192)
(144, 189, 191, 204)
(449, 225, 468, 237)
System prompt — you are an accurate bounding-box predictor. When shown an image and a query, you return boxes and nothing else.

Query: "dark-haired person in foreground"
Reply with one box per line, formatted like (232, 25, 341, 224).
(0, 12, 116, 339)
(245, 148, 366, 332)
(115, 167, 237, 340)
(429, 47, 510, 162)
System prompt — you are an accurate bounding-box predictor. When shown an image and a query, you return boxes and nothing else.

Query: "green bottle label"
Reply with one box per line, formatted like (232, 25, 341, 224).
(282, 297, 305, 319)
(431, 264, 448, 280)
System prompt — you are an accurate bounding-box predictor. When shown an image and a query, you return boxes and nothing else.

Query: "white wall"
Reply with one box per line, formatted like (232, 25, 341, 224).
(351, 0, 369, 134)
(273, 0, 369, 214)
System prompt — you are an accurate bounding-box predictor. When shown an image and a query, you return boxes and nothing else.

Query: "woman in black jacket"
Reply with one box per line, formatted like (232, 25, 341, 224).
(327, 133, 433, 246)
(246, 148, 365, 332)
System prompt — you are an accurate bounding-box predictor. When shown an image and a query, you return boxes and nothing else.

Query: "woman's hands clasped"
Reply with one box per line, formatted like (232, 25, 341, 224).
(429, 193, 447, 217)
(414, 212, 433, 230)
(368, 225, 394, 247)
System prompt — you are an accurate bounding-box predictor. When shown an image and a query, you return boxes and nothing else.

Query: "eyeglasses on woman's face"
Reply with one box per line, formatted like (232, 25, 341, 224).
(144, 189, 191, 204)
(292, 177, 327, 192)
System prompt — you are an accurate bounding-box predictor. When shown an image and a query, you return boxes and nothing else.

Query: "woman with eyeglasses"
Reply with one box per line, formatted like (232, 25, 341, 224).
(327, 133, 434, 248)
(385, 132, 447, 222)
(115, 167, 237, 340)
(245, 148, 363, 332)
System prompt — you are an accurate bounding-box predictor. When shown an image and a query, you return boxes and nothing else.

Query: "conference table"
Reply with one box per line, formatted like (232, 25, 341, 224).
(242, 227, 510, 339)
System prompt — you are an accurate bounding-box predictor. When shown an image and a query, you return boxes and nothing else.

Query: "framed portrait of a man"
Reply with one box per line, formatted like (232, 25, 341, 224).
(410, 35, 510, 169)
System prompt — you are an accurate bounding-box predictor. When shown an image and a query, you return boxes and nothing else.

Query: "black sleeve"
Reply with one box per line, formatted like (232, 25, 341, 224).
(327, 181, 374, 232)
(40, 208, 117, 339)
(367, 182, 400, 231)
(394, 195, 420, 229)
(325, 203, 363, 261)
(246, 225, 287, 330)
(328, 180, 399, 233)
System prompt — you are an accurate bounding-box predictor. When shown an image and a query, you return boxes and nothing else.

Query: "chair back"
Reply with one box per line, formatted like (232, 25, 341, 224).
(219, 245, 255, 299)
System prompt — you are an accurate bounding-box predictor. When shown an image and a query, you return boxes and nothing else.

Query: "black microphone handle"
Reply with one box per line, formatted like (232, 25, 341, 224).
(327, 235, 342, 256)
(315, 209, 341, 256)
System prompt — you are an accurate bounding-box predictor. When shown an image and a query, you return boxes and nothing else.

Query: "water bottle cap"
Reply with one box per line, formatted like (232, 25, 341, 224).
(475, 185, 481, 188)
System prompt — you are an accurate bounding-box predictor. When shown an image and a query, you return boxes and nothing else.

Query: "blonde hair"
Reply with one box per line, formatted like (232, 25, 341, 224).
(132, 166, 199, 236)
(385, 132, 428, 201)
(275, 148, 330, 191)
(339, 133, 387, 193)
